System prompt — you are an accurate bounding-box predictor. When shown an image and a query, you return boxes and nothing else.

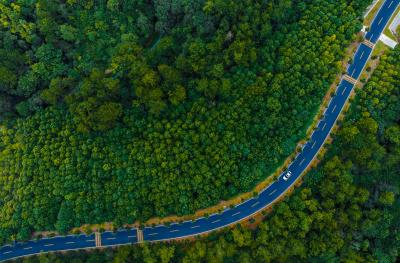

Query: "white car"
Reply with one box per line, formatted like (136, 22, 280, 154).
(283, 171, 292, 181)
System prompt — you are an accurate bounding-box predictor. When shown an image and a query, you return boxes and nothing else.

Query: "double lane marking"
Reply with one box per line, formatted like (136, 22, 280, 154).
(363, 39, 375, 49)
(3, 5, 397, 255)
(137, 229, 144, 242)
(95, 232, 102, 247)
(343, 74, 357, 85)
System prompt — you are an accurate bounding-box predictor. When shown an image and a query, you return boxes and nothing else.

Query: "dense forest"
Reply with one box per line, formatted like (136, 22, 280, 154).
(21, 46, 400, 263)
(0, 0, 371, 243)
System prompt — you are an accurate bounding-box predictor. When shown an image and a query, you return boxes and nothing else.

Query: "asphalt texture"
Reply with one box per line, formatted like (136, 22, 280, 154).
(1, 0, 399, 261)
(365, 0, 399, 43)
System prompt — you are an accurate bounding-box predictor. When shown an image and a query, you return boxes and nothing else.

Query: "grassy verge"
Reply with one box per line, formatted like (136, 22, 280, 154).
(374, 39, 390, 55)
(64, 36, 365, 234)
(364, 0, 385, 26)
(137, 35, 365, 228)
(383, 6, 400, 39)
(32, 3, 391, 239)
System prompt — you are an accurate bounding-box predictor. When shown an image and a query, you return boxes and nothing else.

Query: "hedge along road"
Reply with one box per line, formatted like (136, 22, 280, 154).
(1, 0, 399, 261)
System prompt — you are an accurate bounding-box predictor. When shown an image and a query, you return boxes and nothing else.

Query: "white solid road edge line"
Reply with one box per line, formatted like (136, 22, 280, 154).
(0, 51, 373, 263)
(367, 0, 389, 32)
(1, 1, 398, 262)
(369, 0, 400, 44)
(142, 77, 355, 245)
(364, 0, 381, 18)
(142, 25, 380, 243)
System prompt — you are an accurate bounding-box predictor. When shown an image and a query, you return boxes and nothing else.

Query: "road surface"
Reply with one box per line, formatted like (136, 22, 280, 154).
(1, 0, 399, 261)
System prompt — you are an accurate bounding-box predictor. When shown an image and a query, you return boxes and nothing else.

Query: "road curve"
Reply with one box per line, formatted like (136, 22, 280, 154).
(1, 0, 399, 261)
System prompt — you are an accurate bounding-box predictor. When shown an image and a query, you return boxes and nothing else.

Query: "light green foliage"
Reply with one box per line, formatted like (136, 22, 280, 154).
(59, 24, 77, 42)
(0, 0, 374, 245)
(25, 44, 400, 263)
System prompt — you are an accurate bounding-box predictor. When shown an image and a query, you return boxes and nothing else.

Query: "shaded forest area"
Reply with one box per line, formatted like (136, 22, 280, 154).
(0, 0, 370, 243)
(22, 46, 400, 263)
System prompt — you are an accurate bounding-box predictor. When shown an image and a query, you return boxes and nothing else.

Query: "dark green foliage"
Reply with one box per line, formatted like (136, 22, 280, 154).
(0, 0, 372, 244)
(23, 44, 400, 263)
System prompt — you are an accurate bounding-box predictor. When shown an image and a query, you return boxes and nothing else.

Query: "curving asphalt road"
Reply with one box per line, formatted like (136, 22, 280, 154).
(1, 0, 399, 261)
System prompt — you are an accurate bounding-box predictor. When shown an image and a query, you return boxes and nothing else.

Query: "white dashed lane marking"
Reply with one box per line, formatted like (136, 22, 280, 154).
(269, 189, 277, 196)
(211, 219, 221, 224)
(251, 201, 260, 208)
(232, 212, 241, 217)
